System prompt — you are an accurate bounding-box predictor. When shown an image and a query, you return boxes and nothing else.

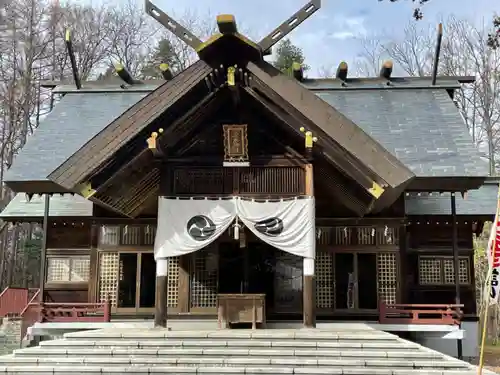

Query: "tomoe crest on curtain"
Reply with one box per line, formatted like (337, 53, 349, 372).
(186, 215, 216, 241)
(254, 218, 284, 237)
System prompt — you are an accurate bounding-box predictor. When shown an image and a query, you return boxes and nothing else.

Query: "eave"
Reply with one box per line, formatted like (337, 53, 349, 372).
(84, 90, 228, 217)
(246, 61, 415, 192)
(47, 60, 214, 191)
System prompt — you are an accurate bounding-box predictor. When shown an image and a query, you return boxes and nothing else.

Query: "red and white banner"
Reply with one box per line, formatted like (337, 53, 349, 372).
(486, 187, 500, 305)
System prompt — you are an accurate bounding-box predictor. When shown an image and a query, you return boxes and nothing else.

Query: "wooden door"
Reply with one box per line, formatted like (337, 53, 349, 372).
(334, 252, 378, 312)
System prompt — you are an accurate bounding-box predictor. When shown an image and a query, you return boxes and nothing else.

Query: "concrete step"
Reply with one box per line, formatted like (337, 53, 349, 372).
(0, 328, 495, 375)
(0, 354, 472, 368)
(38, 338, 422, 350)
(16, 345, 444, 360)
(0, 364, 483, 374)
(63, 329, 396, 341)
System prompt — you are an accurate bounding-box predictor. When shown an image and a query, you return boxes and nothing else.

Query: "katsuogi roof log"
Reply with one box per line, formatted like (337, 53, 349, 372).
(246, 60, 415, 194)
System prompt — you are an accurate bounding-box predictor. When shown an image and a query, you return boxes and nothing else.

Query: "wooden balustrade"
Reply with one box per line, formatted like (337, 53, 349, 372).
(39, 301, 111, 323)
(379, 301, 463, 325)
(19, 297, 111, 341)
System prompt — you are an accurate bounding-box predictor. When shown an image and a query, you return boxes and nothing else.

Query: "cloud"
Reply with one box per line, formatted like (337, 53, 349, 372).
(329, 16, 368, 40)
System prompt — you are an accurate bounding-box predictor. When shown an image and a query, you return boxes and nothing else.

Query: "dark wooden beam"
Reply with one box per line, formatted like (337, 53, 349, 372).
(451, 192, 463, 360)
(407, 177, 486, 192)
(379, 60, 393, 80)
(246, 60, 415, 189)
(64, 30, 81, 90)
(48, 60, 213, 191)
(115, 63, 137, 85)
(167, 155, 304, 167)
(160, 63, 174, 81)
(314, 161, 373, 216)
(88, 88, 220, 193)
(91, 93, 223, 217)
(155, 258, 169, 327)
(336, 61, 348, 81)
(39, 194, 50, 302)
(217, 14, 238, 34)
(316, 217, 406, 226)
(303, 162, 315, 328)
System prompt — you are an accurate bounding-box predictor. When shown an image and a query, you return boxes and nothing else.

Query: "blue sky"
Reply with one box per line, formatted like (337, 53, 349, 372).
(102, 0, 499, 75)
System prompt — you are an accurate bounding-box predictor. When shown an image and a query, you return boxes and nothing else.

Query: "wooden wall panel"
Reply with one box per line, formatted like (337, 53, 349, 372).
(167, 166, 305, 196)
(47, 224, 91, 248)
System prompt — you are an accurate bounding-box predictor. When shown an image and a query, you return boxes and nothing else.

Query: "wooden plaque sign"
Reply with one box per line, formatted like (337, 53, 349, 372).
(223, 124, 249, 167)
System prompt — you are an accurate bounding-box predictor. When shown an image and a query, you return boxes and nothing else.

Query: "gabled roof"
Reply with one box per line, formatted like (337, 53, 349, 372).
(246, 61, 414, 190)
(4, 91, 147, 192)
(4, 68, 487, 216)
(48, 60, 213, 191)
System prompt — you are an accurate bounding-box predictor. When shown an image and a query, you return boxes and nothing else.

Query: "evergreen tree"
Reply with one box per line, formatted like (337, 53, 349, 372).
(271, 39, 309, 76)
(141, 38, 177, 79)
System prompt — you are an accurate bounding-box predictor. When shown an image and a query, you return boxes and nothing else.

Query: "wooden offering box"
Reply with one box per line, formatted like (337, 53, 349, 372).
(217, 294, 266, 329)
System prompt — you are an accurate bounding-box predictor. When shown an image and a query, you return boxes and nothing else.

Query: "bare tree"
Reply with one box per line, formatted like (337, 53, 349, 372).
(105, 0, 159, 77)
(351, 18, 500, 173)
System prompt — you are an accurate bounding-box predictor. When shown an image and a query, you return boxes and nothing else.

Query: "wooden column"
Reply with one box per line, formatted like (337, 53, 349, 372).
(301, 127, 317, 328)
(155, 258, 168, 327)
(451, 192, 463, 359)
(88, 224, 99, 302)
(38, 194, 51, 302)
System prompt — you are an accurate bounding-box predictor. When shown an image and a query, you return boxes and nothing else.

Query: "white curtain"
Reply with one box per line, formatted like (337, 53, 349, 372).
(154, 198, 236, 259)
(236, 197, 315, 259)
(154, 196, 315, 261)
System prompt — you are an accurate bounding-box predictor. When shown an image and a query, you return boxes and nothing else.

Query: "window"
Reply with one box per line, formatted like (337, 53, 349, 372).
(418, 256, 470, 285)
(98, 225, 157, 246)
(46, 256, 90, 282)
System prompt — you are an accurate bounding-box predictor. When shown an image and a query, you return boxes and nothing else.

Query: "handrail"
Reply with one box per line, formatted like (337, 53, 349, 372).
(20, 289, 41, 316)
(379, 301, 464, 325)
(19, 289, 41, 342)
(0, 287, 31, 317)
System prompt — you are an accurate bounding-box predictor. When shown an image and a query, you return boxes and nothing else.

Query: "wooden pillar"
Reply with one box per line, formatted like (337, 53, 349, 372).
(301, 127, 317, 329)
(155, 258, 168, 327)
(399, 224, 408, 303)
(38, 194, 51, 302)
(88, 224, 99, 303)
(451, 193, 463, 359)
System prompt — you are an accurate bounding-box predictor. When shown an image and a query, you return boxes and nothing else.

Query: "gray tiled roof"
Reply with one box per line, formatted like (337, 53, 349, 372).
(315, 89, 488, 177)
(4, 92, 147, 182)
(0, 193, 93, 218)
(405, 183, 498, 216)
(5, 83, 488, 186)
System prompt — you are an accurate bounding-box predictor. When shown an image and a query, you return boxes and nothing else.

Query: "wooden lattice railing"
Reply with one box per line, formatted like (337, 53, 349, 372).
(379, 301, 463, 325)
(20, 296, 111, 342)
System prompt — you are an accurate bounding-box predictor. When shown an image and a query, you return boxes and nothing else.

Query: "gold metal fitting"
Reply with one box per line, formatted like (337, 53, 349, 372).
(227, 66, 236, 86)
(147, 128, 164, 149)
(300, 127, 318, 148)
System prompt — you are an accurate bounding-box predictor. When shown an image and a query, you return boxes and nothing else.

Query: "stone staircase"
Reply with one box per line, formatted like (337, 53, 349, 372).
(0, 318, 22, 356)
(0, 326, 496, 374)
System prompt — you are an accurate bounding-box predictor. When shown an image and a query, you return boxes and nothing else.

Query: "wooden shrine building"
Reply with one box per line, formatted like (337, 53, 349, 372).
(0, 0, 497, 351)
